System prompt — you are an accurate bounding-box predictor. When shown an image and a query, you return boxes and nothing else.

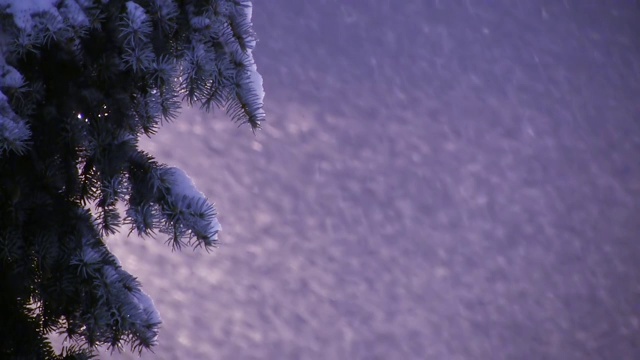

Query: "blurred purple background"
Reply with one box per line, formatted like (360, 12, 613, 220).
(105, 0, 640, 359)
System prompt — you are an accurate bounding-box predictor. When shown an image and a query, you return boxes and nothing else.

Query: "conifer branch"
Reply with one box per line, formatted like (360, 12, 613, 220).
(0, 0, 265, 356)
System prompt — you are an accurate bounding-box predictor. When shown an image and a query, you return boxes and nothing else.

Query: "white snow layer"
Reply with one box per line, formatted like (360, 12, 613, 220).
(247, 54, 265, 109)
(163, 166, 206, 201)
(240, 1, 255, 49)
(132, 289, 162, 325)
(0, 0, 59, 29)
(59, 0, 89, 28)
(125, 1, 149, 33)
(0, 57, 24, 89)
(238, 2, 264, 108)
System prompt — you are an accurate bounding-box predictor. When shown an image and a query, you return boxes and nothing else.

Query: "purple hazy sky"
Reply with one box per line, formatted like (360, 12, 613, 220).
(105, 1, 640, 359)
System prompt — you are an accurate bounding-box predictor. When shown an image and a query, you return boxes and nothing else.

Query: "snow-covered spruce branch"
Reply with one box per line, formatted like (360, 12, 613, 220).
(66, 208, 161, 352)
(157, 166, 221, 250)
(126, 151, 220, 250)
(0, 59, 31, 156)
(0, 0, 264, 356)
(0, 0, 265, 129)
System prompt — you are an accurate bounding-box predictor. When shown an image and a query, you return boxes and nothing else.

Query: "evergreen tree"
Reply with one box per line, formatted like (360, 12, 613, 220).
(0, 0, 264, 357)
